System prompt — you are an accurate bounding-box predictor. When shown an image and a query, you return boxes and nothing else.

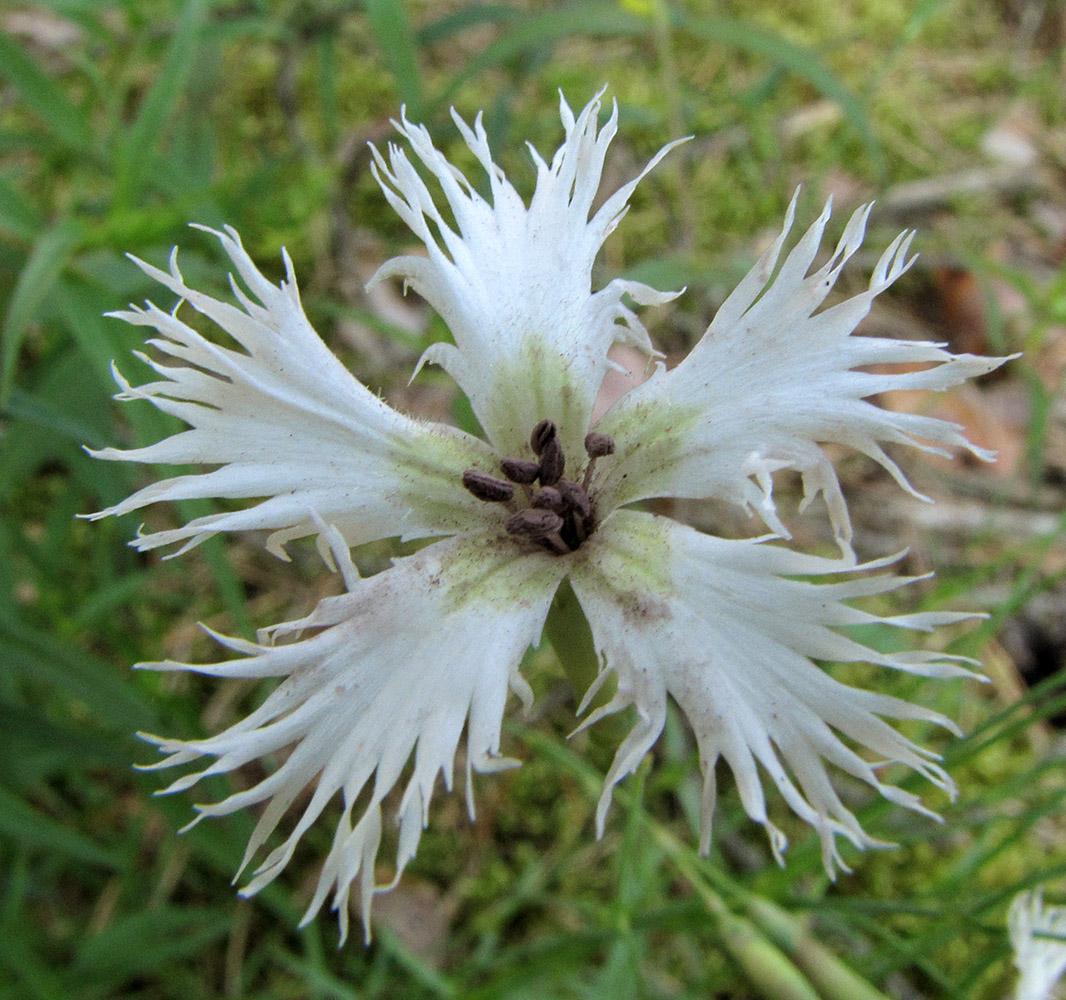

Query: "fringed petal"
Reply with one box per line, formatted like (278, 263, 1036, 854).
(86, 227, 495, 556)
(1010, 888, 1066, 1000)
(137, 528, 566, 943)
(369, 90, 682, 460)
(569, 510, 980, 874)
(594, 196, 1014, 554)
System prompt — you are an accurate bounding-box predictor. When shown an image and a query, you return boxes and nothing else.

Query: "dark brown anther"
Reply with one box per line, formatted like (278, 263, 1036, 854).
(581, 431, 615, 491)
(500, 457, 540, 484)
(538, 437, 565, 486)
(464, 418, 605, 555)
(531, 487, 565, 512)
(462, 469, 515, 504)
(506, 507, 569, 555)
(558, 479, 592, 521)
(505, 508, 564, 539)
(584, 432, 615, 458)
(530, 419, 557, 456)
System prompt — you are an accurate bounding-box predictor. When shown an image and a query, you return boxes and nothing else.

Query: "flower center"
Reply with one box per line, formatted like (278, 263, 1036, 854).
(461, 420, 615, 555)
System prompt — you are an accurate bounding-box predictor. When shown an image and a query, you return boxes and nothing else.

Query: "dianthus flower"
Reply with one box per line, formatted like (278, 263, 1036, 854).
(90, 93, 1007, 943)
(1010, 889, 1066, 1000)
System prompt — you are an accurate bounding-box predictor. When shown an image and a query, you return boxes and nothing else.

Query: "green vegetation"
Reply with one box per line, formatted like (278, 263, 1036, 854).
(2, 1, 1064, 997)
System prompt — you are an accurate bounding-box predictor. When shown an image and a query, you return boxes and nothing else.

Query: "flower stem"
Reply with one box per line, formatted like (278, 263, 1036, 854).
(741, 896, 893, 1000)
(654, 826, 822, 1000)
(654, 824, 891, 1000)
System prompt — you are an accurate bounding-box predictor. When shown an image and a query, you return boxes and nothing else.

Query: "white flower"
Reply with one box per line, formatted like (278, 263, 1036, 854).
(91, 93, 1009, 943)
(1011, 889, 1066, 1000)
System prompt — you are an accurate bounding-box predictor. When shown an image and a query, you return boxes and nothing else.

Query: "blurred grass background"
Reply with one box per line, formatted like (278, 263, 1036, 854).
(2, 0, 1066, 997)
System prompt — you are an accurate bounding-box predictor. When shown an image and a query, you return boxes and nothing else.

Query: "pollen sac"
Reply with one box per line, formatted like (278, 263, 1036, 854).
(500, 457, 540, 484)
(531, 486, 565, 512)
(461, 469, 515, 503)
(584, 432, 615, 458)
(558, 479, 592, 521)
(530, 419, 557, 456)
(505, 507, 563, 540)
(538, 437, 565, 486)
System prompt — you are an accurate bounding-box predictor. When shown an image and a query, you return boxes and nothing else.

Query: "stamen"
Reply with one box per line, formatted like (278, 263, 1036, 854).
(505, 508, 569, 555)
(558, 478, 593, 547)
(463, 419, 611, 556)
(557, 479, 591, 522)
(500, 457, 540, 484)
(538, 437, 565, 486)
(530, 419, 557, 456)
(462, 470, 515, 504)
(506, 508, 563, 537)
(531, 487, 565, 512)
(581, 432, 615, 492)
(584, 433, 615, 458)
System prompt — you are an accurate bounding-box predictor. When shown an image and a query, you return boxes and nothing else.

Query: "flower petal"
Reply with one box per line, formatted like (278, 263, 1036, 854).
(86, 226, 496, 556)
(138, 526, 566, 943)
(594, 197, 1013, 553)
(1010, 888, 1066, 1000)
(569, 509, 980, 874)
(369, 91, 682, 459)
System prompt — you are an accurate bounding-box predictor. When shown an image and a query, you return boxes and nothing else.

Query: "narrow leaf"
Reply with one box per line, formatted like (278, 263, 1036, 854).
(0, 786, 122, 869)
(680, 13, 883, 173)
(0, 609, 155, 731)
(0, 30, 93, 152)
(0, 219, 83, 406)
(73, 907, 232, 984)
(365, 0, 424, 119)
(0, 175, 43, 241)
(431, 6, 646, 112)
(113, 0, 210, 207)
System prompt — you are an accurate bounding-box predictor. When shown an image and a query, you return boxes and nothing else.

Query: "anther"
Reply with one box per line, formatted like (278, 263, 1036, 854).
(581, 432, 615, 491)
(584, 433, 615, 458)
(558, 479, 592, 522)
(531, 487, 565, 512)
(538, 436, 565, 486)
(505, 508, 569, 554)
(505, 507, 563, 537)
(530, 419, 557, 456)
(500, 457, 540, 484)
(465, 419, 607, 555)
(461, 469, 515, 504)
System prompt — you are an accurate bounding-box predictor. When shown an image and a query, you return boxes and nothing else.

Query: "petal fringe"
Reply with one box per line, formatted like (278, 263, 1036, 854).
(1010, 889, 1066, 1000)
(368, 91, 682, 459)
(594, 195, 1014, 554)
(569, 510, 979, 875)
(137, 530, 565, 943)
(86, 227, 495, 555)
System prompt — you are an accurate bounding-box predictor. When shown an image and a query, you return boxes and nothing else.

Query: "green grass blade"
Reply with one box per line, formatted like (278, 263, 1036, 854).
(419, 4, 522, 45)
(430, 5, 646, 113)
(0, 786, 124, 869)
(0, 29, 93, 153)
(4, 386, 108, 448)
(0, 609, 155, 731)
(0, 174, 43, 241)
(73, 906, 234, 990)
(678, 13, 883, 175)
(0, 923, 67, 1000)
(365, 0, 424, 119)
(272, 953, 365, 1000)
(113, 0, 210, 208)
(0, 702, 132, 782)
(0, 220, 84, 406)
(430, 5, 880, 174)
(53, 276, 133, 386)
